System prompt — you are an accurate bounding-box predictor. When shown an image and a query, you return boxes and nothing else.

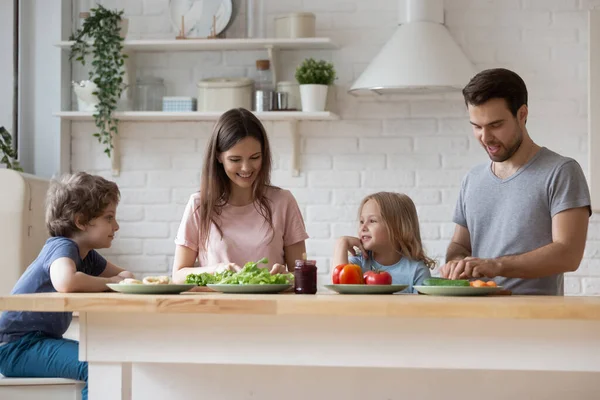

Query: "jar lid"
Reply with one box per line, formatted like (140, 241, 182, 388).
(197, 77, 254, 88)
(274, 12, 316, 20)
(256, 59, 270, 70)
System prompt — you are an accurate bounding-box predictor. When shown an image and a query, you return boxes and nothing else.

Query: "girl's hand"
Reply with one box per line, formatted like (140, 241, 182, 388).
(215, 262, 242, 273)
(270, 263, 288, 275)
(338, 236, 367, 259)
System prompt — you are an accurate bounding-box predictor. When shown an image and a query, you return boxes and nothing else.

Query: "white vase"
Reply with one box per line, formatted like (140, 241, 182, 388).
(299, 84, 328, 112)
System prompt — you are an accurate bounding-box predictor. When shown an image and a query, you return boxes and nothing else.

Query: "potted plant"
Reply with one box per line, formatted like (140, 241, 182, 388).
(295, 58, 336, 112)
(69, 5, 128, 157)
(0, 127, 23, 172)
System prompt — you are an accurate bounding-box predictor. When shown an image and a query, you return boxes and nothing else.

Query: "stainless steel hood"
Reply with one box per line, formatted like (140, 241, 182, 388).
(349, 0, 477, 94)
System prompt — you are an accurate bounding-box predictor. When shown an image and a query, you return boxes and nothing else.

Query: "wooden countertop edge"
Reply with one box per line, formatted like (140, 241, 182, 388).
(1, 293, 600, 320)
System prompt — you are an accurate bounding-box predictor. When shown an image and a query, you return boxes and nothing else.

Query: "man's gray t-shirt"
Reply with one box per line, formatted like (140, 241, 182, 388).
(453, 147, 591, 295)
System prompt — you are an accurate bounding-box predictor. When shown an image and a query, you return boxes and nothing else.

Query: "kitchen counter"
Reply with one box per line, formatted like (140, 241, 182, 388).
(1, 292, 599, 400)
(1, 292, 600, 320)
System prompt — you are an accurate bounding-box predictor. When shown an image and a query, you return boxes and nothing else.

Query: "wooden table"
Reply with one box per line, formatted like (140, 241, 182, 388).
(1, 293, 600, 400)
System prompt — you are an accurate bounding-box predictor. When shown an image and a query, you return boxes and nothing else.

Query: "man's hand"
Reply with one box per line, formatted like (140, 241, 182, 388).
(442, 257, 502, 280)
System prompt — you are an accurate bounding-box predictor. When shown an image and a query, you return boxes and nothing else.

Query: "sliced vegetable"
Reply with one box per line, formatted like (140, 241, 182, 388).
(423, 277, 470, 287)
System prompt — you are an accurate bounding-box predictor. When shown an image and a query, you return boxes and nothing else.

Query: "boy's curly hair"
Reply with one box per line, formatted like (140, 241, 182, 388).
(45, 172, 120, 238)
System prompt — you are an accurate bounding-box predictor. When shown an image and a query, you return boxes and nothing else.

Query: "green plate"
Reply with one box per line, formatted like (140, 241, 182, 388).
(206, 284, 291, 294)
(325, 284, 408, 295)
(414, 285, 503, 296)
(107, 283, 196, 294)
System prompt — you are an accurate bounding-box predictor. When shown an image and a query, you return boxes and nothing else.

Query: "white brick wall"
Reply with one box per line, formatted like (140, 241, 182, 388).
(73, 0, 600, 293)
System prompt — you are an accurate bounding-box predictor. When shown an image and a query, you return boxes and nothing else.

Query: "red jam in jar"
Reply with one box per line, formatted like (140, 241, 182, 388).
(294, 260, 317, 294)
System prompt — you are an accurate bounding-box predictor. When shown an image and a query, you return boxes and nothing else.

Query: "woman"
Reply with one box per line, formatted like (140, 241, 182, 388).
(172, 108, 309, 283)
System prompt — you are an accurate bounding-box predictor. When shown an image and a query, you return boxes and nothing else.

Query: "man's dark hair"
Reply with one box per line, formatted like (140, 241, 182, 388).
(462, 68, 528, 117)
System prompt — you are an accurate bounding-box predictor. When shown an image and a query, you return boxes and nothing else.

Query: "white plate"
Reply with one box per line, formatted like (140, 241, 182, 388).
(325, 284, 408, 295)
(169, 0, 233, 38)
(107, 283, 196, 294)
(414, 285, 504, 296)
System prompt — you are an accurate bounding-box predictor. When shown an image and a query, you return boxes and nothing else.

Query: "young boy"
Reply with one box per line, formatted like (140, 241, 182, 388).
(0, 172, 134, 400)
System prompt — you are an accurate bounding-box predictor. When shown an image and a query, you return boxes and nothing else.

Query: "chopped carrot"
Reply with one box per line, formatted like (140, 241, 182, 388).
(486, 281, 497, 287)
(471, 280, 487, 287)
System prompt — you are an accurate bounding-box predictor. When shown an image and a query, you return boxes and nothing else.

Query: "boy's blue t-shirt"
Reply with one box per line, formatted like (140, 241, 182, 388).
(0, 237, 107, 343)
(349, 253, 431, 293)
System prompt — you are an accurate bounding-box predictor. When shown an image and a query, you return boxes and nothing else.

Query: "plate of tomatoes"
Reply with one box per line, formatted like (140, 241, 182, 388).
(325, 263, 408, 294)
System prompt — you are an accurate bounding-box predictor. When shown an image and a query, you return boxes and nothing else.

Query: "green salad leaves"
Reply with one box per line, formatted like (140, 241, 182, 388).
(185, 258, 293, 286)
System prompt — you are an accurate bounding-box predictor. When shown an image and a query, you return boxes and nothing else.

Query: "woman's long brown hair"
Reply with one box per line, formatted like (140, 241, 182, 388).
(359, 192, 436, 269)
(198, 108, 276, 251)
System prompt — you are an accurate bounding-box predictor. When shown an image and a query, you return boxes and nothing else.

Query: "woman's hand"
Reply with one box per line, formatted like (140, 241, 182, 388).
(270, 263, 288, 275)
(215, 262, 242, 273)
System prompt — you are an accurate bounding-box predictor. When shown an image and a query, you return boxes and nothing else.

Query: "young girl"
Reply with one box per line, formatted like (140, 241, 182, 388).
(333, 192, 434, 293)
(172, 108, 309, 282)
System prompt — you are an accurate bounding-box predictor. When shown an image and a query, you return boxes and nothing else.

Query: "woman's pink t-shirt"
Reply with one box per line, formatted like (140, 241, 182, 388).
(174, 187, 309, 267)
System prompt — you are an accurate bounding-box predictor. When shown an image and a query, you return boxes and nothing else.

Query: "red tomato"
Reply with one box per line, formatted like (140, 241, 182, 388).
(332, 264, 345, 284)
(363, 270, 392, 285)
(338, 264, 364, 285)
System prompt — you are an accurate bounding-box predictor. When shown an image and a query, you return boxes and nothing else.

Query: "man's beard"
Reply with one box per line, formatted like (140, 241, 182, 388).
(486, 128, 523, 162)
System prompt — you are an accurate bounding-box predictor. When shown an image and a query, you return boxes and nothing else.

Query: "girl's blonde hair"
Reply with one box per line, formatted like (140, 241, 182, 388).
(359, 192, 435, 269)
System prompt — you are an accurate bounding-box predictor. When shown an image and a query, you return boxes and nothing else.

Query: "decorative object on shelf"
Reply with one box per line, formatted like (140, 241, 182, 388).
(295, 58, 336, 112)
(246, 0, 265, 38)
(134, 76, 166, 111)
(197, 77, 253, 111)
(69, 5, 128, 158)
(169, 0, 233, 39)
(163, 97, 197, 112)
(275, 12, 316, 39)
(276, 81, 300, 110)
(72, 80, 100, 112)
(0, 127, 22, 172)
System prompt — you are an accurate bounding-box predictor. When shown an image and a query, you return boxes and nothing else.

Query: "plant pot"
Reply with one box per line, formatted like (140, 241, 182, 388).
(299, 84, 328, 112)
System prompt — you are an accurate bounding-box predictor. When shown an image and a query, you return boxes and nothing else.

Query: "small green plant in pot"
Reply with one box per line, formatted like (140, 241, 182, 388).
(0, 126, 23, 172)
(295, 58, 336, 112)
(69, 5, 128, 158)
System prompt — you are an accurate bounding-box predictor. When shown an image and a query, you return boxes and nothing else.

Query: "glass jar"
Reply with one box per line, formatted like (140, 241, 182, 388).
(294, 260, 317, 295)
(134, 76, 165, 111)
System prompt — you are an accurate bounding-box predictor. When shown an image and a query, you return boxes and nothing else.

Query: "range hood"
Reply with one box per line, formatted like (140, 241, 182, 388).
(349, 0, 477, 94)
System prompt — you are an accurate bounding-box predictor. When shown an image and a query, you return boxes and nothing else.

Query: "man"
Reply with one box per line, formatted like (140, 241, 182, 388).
(441, 68, 591, 295)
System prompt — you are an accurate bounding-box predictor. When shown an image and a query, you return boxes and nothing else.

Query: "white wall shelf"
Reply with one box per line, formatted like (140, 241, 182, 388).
(59, 37, 339, 177)
(54, 111, 339, 121)
(56, 38, 338, 52)
(56, 111, 338, 177)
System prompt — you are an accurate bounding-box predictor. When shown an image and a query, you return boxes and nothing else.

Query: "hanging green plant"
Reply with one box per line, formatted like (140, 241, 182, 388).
(69, 5, 127, 158)
(0, 126, 23, 172)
